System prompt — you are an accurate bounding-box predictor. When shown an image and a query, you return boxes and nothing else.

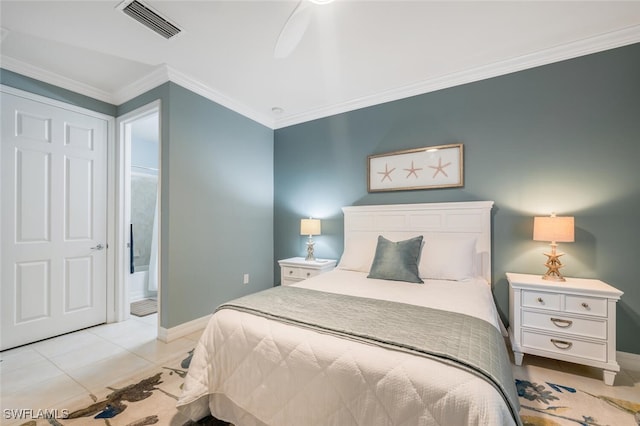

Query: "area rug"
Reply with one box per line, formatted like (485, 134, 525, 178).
(515, 376, 640, 425)
(21, 350, 231, 426)
(17, 349, 639, 426)
(130, 299, 157, 317)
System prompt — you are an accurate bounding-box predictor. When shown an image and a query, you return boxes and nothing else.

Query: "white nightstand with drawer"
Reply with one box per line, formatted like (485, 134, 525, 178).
(507, 272, 623, 385)
(278, 257, 337, 286)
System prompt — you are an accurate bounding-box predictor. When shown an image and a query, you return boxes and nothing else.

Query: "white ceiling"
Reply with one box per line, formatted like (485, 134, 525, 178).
(1, 1, 640, 129)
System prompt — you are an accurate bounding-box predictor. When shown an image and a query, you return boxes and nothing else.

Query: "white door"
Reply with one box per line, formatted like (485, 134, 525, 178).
(1, 90, 108, 350)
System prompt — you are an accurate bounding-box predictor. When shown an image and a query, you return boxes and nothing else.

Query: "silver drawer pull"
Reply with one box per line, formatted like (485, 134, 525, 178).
(581, 302, 590, 310)
(551, 339, 573, 350)
(550, 318, 573, 328)
(289, 270, 294, 274)
(537, 297, 544, 304)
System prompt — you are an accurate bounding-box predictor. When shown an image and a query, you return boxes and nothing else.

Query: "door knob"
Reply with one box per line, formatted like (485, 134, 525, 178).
(90, 243, 105, 250)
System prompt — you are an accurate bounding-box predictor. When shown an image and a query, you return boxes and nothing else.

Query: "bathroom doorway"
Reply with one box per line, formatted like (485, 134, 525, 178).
(118, 102, 160, 322)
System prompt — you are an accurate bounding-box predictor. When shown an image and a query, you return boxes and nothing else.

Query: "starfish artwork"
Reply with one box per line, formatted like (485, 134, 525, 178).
(404, 161, 422, 179)
(377, 163, 396, 182)
(428, 157, 451, 178)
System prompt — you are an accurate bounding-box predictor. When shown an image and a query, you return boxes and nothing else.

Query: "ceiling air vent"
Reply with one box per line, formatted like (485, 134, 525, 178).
(119, 0, 181, 39)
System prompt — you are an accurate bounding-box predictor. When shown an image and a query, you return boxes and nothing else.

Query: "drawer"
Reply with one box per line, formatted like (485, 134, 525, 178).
(281, 277, 300, 286)
(299, 268, 319, 280)
(521, 330, 606, 362)
(522, 290, 561, 311)
(282, 266, 301, 279)
(282, 267, 319, 280)
(522, 310, 607, 340)
(566, 294, 607, 317)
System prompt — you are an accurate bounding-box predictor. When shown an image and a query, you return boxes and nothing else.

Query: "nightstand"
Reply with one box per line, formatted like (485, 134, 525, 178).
(507, 272, 623, 385)
(278, 257, 337, 286)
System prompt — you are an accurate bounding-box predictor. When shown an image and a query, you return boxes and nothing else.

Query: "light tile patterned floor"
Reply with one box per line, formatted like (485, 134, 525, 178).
(1, 316, 638, 425)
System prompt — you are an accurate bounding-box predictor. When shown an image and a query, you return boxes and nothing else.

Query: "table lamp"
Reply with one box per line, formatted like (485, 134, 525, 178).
(300, 218, 321, 261)
(533, 214, 574, 282)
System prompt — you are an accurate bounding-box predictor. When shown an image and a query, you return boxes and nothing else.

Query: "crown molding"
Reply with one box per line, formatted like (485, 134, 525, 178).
(111, 64, 171, 105)
(3, 24, 639, 130)
(103, 63, 275, 128)
(160, 66, 274, 128)
(1, 57, 275, 127)
(0, 55, 115, 104)
(272, 24, 640, 129)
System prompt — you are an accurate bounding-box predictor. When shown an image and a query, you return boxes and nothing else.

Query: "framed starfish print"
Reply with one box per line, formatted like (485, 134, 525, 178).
(367, 143, 464, 192)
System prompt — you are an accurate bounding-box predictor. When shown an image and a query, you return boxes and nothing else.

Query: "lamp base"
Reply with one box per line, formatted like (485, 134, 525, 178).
(305, 237, 316, 261)
(542, 273, 566, 282)
(541, 249, 566, 282)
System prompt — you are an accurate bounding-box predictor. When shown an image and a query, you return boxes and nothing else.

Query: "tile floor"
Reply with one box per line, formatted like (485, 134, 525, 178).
(1, 317, 639, 426)
(0, 314, 202, 426)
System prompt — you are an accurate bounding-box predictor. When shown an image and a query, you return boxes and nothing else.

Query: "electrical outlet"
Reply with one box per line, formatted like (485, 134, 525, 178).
(243, 273, 249, 284)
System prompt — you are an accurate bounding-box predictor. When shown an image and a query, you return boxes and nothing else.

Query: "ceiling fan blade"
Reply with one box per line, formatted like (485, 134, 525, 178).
(273, 0, 312, 58)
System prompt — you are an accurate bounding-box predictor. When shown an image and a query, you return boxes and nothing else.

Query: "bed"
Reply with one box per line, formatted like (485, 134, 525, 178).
(177, 201, 521, 426)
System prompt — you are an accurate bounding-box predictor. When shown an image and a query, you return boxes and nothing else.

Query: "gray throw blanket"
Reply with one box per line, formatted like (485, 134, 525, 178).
(217, 285, 521, 426)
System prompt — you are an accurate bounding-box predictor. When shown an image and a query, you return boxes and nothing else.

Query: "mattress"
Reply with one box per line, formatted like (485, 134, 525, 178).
(177, 269, 519, 425)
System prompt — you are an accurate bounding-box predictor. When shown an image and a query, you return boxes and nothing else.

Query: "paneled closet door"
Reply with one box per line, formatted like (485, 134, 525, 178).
(1, 89, 108, 350)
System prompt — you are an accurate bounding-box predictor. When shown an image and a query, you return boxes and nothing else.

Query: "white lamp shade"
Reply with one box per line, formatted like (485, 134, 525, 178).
(533, 216, 575, 243)
(300, 218, 321, 236)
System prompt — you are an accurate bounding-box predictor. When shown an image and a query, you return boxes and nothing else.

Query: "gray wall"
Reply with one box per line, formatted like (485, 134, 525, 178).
(120, 83, 274, 329)
(274, 44, 640, 355)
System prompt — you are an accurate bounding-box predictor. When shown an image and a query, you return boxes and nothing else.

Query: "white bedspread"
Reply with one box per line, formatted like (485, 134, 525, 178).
(177, 270, 517, 425)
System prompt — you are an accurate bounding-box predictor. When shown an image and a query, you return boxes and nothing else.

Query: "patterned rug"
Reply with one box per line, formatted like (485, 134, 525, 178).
(16, 349, 639, 426)
(515, 377, 640, 425)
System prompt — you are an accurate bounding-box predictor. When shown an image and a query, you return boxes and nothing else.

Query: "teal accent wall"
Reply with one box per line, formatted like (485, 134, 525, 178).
(274, 44, 640, 355)
(120, 83, 274, 329)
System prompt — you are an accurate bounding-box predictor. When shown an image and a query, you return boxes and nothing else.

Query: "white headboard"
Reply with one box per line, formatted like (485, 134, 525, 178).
(341, 201, 494, 283)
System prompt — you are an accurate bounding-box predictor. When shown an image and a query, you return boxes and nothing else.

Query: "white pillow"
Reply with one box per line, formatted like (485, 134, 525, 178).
(418, 236, 476, 281)
(337, 235, 378, 272)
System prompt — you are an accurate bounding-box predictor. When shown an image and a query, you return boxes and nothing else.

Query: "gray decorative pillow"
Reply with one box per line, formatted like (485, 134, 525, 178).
(367, 235, 424, 283)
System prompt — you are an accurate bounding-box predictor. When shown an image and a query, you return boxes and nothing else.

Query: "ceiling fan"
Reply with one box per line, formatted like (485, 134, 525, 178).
(273, 0, 335, 58)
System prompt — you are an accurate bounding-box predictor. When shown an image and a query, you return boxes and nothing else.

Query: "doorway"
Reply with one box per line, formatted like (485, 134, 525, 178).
(1, 86, 113, 350)
(117, 102, 160, 324)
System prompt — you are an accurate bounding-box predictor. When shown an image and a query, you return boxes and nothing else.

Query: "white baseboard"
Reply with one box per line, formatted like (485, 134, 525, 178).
(617, 351, 640, 370)
(129, 291, 146, 303)
(158, 313, 211, 343)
